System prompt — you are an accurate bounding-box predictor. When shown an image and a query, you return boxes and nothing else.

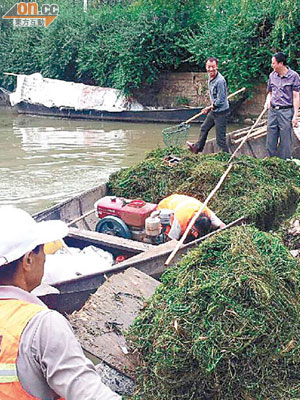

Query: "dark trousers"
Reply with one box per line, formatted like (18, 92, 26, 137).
(194, 110, 229, 153)
(266, 108, 293, 159)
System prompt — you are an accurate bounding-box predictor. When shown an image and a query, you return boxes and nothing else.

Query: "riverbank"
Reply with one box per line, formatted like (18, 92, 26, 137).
(133, 72, 264, 120)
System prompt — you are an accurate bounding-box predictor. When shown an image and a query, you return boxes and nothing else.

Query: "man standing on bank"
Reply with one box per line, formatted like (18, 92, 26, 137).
(187, 57, 230, 154)
(265, 52, 300, 159)
(0, 206, 121, 400)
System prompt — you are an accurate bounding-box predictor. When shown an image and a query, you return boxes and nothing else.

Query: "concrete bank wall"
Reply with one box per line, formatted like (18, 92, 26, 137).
(236, 82, 267, 116)
(134, 72, 266, 117)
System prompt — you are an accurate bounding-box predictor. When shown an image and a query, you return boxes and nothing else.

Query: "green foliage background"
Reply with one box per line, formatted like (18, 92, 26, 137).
(0, 0, 299, 94)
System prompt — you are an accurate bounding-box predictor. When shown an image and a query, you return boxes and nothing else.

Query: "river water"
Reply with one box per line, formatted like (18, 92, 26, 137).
(0, 107, 242, 214)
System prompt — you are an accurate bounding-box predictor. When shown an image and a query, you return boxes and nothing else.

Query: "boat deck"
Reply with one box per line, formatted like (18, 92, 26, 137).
(68, 267, 160, 379)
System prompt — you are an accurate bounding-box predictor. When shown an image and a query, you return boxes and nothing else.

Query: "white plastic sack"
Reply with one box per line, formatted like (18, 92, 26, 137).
(10, 73, 143, 111)
(42, 245, 114, 285)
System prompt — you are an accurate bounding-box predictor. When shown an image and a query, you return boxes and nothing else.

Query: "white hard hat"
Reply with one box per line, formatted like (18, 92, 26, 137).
(0, 206, 68, 267)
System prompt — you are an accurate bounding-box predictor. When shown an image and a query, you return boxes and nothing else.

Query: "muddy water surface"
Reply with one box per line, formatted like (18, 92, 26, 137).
(0, 108, 242, 214)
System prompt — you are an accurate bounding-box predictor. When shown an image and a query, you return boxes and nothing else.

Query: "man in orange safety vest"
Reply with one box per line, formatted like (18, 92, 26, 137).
(0, 206, 121, 400)
(157, 194, 225, 241)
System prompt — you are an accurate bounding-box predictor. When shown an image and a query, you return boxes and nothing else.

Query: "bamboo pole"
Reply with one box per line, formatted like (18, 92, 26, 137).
(232, 126, 267, 144)
(165, 106, 268, 266)
(165, 163, 233, 266)
(231, 121, 266, 139)
(229, 107, 268, 163)
(185, 87, 246, 125)
(67, 209, 95, 227)
(247, 131, 267, 141)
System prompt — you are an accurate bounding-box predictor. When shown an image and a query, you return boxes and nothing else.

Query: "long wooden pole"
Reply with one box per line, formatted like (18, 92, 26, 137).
(184, 87, 246, 125)
(165, 105, 268, 266)
(67, 209, 95, 227)
(231, 121, 266, 139)
(165, 163, 233, 266)
(228, 107, 268, 163)
(232, 127, 267, 144)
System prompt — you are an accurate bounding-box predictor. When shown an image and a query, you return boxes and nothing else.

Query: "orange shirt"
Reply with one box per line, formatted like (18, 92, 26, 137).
(158, 194, 222, 240)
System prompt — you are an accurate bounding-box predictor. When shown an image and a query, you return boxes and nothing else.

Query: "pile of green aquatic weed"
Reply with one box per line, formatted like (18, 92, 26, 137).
(127, 225, 300, 400)
(107, 147, 190, 202)
(107, 148, 300, 230)
(181, 156, 300, 230)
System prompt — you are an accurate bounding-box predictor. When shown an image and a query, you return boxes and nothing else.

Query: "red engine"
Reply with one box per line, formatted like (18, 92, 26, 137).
(95, 196, 157, 227)
(94, 196, 159, 242)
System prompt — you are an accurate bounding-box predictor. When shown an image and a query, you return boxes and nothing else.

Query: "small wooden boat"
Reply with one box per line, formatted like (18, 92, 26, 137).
(34, 181, 243, 314)
(202, 120, 300, 159)
(33, 183, 192, 313)
(33, 183, 154, 312)
(9, 73, 244, 124)
(15, 101, 206, 124)
(14, 95, 245, 124)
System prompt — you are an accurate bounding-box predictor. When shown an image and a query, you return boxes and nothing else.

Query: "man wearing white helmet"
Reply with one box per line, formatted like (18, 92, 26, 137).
(0, 206, 121, 400)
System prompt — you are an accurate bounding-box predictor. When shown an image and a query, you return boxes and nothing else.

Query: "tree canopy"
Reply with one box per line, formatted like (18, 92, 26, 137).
(0, 0, 299, 94)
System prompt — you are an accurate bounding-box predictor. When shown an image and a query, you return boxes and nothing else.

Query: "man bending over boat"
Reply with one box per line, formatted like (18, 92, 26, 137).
(0, 206, 121, 400)
(157, 194, 225, 241)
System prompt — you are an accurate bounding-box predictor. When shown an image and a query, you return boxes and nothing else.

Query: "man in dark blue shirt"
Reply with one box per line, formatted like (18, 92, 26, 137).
(187, 57, 229, 154)
(264, 52, 300, 159)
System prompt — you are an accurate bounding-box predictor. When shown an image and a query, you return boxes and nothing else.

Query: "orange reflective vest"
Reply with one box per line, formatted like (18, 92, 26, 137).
(158, 194, 212, 234)
(0, 299, 65, 400)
